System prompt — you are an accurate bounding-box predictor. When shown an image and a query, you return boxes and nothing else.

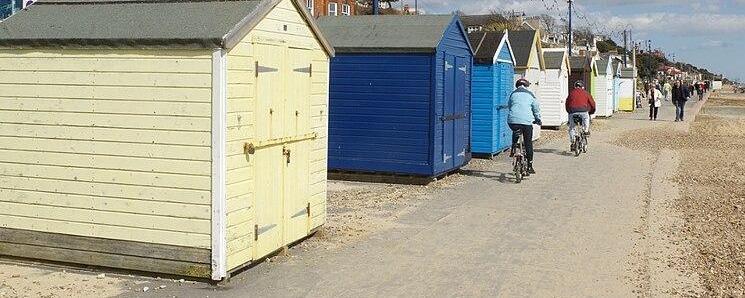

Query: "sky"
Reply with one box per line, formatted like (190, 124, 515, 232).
(402, 0, 745, 81)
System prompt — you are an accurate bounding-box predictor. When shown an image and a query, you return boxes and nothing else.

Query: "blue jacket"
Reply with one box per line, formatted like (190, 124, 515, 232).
(507, 86, 541, 125)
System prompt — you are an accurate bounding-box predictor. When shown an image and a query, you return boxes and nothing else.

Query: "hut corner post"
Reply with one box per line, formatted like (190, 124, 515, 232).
(211, 48, 228, 281)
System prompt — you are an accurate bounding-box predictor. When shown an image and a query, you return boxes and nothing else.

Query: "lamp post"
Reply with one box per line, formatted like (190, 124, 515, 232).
(568, 0, 573, 56)
(373, 0, 379, 15)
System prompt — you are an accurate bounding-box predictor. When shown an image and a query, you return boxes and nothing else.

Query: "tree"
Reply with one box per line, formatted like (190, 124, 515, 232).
(538, 14, 557, 35)
(481, 10, 521, 31)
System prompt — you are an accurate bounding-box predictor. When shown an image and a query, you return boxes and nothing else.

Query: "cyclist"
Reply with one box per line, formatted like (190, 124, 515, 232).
(508, 78, 541, 175)
(565, 80, 596, 152)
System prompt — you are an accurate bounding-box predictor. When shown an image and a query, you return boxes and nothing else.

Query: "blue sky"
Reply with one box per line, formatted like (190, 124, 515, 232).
(404, 0, 745, 81)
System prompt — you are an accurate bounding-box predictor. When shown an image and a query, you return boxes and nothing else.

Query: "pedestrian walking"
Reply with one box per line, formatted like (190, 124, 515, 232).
(672, 80, 690, 122)
(648, 83, 662, 121)
(663, 81, 672, 101)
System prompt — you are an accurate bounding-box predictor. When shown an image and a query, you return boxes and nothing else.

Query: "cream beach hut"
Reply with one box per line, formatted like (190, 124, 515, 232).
(0, 0, 333, 281)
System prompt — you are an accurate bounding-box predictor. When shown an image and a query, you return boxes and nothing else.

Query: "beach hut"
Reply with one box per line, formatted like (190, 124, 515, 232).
(569, 55, 591, 92)
(618, 66, 638, 111)
(594, 57, 615, 117)
(468, 30, 516, 156)
(0, 0, 333, 281)
(508, 30, 544, 140)
(317, 15, 473, 177)
(538, 48, 570, 127)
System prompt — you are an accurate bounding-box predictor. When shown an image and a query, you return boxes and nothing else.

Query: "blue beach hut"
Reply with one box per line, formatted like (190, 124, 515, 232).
(317, 15, 474, 177)
(468, 30, 516, 156)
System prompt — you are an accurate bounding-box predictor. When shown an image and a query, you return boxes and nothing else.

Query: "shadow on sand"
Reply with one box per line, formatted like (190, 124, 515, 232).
(459, 169, 521, 184)
(534, 148, 575, 157)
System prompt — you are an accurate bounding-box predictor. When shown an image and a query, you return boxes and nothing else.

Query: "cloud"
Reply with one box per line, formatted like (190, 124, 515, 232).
(700, 40, 732, 48)
(605, 12, 745, 36)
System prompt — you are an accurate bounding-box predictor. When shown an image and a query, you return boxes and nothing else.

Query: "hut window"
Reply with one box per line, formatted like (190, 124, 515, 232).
(341, 3, 350, 15)
(305, 0, 313, 15)
(328, 2, 337, 16)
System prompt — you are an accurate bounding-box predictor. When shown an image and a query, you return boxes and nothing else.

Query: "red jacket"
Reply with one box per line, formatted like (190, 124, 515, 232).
(565, 88, 597, 114)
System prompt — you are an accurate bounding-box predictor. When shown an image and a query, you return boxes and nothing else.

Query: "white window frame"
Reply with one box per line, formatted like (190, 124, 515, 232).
(306, 0, 313, 15)
(328, 2, 337, 16)
(341, 3, 350, 15)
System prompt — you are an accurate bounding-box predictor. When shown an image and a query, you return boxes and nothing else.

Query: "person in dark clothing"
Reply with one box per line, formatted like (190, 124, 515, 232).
(672, 80, 690, 121)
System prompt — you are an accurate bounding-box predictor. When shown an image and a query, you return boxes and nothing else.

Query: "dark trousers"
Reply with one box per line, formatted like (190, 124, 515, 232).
(675, 100, 686, 120)
(649, 106, 659, 120)
(509, 123, 534, 162)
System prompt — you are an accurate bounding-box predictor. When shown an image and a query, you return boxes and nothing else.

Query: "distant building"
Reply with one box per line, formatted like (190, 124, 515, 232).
(304, 0, 355, 17)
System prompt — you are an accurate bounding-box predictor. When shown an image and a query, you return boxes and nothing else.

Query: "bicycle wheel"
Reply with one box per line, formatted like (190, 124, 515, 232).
(514, 157, 523, 183)
(582, 135, 588, 153)
(574, 137, 581, 156)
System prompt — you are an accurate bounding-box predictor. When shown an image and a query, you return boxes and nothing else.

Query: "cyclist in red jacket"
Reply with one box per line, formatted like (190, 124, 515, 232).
(565, 81, 596, 151)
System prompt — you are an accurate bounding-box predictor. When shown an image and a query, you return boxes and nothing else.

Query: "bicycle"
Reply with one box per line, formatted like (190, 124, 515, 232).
(570, 115, 588, 157)
(512, 129, 529, 183)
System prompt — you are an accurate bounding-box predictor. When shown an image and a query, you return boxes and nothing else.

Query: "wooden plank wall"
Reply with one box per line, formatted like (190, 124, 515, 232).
(0, 49, 214, 252)
(224, 0, 328, 271)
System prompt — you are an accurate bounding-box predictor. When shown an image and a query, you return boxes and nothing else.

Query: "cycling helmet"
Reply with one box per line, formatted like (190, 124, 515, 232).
(515, 78, 531, 88)
(574, 80, 585, 88)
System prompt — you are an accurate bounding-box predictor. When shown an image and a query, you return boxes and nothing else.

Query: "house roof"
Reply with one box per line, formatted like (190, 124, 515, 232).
(597, 58, 611, 75)
(0, 0, 334, 54)
(507, 30, 538, 68)
(543, 51, 566, 69)
(460, 14, 508, 28)
(317, 15, 462, 53)
(468, 31, 513, 64)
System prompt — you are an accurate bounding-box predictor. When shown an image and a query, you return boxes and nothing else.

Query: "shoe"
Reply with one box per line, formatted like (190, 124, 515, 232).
(527, 163, 536, 174)
(585, 131, 591, 137)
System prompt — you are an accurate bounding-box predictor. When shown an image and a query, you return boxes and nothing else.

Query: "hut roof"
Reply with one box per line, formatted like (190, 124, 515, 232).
(468, 31, 513, 64)
(597, 58, 611, 75)
(0, 0, 333, 53)
(569, 56, 590, 71)
(316, 15, 461, 53)
(543, 51, 566, 69)
(507, 30, 537, 68)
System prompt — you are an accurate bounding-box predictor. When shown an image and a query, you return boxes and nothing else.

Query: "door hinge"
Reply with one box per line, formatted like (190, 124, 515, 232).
(254, 224, 259, 241)
(293, 64, 312, 76)
(307, 202, 311, 218)
(255, 61, 278, 77)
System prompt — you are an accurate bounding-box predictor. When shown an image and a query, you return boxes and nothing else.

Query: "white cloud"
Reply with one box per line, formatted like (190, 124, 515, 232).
(605, 12, 745, 36)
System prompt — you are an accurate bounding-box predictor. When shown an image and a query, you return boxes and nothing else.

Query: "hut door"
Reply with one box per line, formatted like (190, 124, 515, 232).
(441, 55, 456, 169)
(453, 56, 469, 166)
(282, 47, 312, 244)
(253, 42, 286, 259)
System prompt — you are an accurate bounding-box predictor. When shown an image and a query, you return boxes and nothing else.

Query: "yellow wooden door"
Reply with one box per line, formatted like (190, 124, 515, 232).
(253, 42, 286, 259)
(282, 47, 312, 244)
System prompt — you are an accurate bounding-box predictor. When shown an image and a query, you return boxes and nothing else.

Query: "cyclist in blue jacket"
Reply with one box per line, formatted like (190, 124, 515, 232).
(508, 78, 542, 174)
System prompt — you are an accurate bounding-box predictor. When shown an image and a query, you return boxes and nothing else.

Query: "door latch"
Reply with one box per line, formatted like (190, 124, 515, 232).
(283, 146, 291, 164)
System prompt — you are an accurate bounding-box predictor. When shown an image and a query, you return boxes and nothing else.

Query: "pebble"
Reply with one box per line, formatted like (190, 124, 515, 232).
(142, 286, 150, 292)
(96, 273, 106, 279)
